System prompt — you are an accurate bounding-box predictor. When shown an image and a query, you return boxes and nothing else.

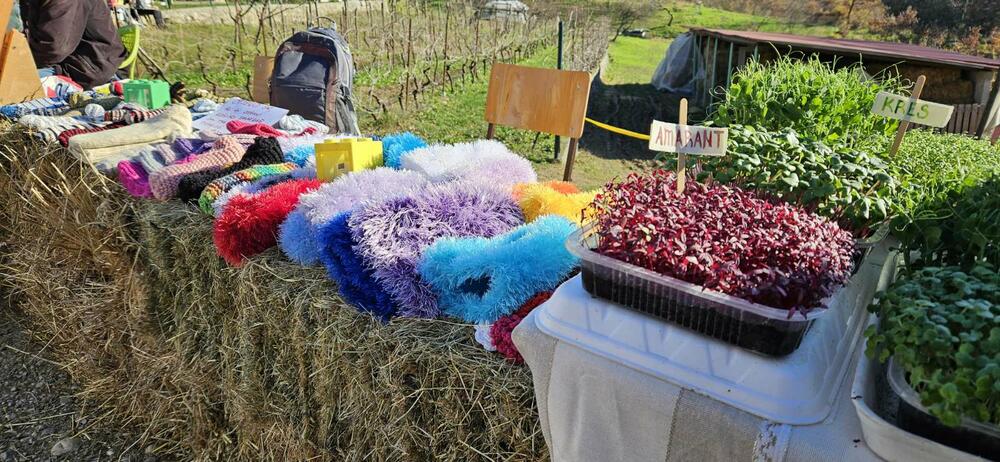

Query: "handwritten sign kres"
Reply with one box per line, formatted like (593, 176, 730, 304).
(192, 97, 289, 134)
(648, 121, 728, 156)
(872, 92, 954, 128)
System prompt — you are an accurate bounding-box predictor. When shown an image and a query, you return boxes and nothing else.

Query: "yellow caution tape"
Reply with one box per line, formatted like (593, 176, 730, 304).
(585, 117, 651, 140)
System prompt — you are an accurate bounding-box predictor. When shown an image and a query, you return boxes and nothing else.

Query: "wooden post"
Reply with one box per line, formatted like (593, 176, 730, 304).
(562, 138, 578, 181)
(485, 123, 495, 140)
(676, 98, 688, 193)
(889, 75, 926, 157)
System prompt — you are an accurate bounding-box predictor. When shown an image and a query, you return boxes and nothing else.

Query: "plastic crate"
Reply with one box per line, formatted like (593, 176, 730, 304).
(566, 224, 833, 357)
(123, 79, 170, 109)
(887, 359, 1000, 460)
(314, 138, 384, 181)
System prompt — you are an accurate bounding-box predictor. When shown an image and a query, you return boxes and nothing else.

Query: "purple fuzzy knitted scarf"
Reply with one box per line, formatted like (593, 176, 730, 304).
(349, 181, 524, 318)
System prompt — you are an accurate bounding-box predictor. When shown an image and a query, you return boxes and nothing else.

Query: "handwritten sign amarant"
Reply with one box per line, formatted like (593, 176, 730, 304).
(648, 121, 728, 156)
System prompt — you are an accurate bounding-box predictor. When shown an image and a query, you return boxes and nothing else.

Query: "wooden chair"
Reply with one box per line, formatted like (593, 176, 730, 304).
(484, 63, 591, 181)
(0, 0, 43, 104)
(118, 24, 141, 79)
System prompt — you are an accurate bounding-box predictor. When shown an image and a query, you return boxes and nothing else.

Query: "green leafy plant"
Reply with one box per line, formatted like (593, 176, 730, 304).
(712, 55, 901, 152)
(697, 124, 896, 235)
(890, 130, 1000, 268)
(865, 264, 1000, 427)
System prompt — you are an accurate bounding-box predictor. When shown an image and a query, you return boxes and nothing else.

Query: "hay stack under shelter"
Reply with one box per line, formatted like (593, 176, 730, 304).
(0, 124, 547, 461)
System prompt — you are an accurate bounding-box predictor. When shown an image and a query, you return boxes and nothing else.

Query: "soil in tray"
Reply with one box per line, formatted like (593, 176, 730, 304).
(581, 269, 810, 357)
(894, 385, 1000, 460)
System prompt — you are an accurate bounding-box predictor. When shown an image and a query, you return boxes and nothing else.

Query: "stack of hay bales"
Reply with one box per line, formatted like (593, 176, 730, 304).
(0, 124, 547, 461)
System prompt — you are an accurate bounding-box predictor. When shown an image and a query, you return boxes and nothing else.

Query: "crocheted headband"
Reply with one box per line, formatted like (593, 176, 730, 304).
(198, 162, 299, 214)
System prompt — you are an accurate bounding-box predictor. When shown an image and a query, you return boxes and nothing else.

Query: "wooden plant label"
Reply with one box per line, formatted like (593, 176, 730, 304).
(872, 91, 954, 128)
(648, 121, 729, 156)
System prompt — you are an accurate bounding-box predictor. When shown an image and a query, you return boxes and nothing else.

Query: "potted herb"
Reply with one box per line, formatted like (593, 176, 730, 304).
(865, 264, 1000, 459)
(697, 125, 897, 238)
(569, 170, 855, 356)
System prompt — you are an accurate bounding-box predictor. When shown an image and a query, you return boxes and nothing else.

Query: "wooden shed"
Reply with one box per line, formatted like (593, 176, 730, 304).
(689, 28, 1000, 138)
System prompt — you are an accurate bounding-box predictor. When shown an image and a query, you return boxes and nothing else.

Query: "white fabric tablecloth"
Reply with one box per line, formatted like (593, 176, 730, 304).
(514, 305, 882, 462)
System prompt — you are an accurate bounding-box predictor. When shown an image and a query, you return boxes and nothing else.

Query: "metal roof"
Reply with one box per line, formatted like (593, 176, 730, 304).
(691, 28, 1000, 71)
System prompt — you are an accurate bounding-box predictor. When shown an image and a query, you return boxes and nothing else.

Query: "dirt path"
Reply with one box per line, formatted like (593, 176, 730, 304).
(162, 1, 372, 24)
(0, 311, 156, 462)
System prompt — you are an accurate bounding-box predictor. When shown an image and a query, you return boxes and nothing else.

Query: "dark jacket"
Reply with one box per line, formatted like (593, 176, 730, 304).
(19, 0, 127, 89)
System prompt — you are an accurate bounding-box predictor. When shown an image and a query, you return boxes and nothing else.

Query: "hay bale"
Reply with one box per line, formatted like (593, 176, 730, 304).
(0, 123, 548, 461)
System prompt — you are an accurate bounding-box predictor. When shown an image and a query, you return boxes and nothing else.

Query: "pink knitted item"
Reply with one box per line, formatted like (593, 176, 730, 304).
(225, 120, 318, 138)
(148, 136, 247, 200)
(226, 120, 286, 138)
(488, 291, 553, 364)
(117, 160, 152, 198)
(175, 153, 200, 165)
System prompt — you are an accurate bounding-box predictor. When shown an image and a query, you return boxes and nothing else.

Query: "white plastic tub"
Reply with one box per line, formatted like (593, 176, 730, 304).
(851, 349, 989, 461)
(535, 236, 897, 425)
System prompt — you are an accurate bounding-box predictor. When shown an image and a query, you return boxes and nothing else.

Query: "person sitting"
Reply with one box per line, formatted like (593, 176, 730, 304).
(127, 0, 166, 28)
(19, 0, 127, 90)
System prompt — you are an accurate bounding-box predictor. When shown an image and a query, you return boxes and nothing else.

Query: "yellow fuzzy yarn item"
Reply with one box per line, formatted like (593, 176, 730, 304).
(512, 180, 578, 201)
(517, 183, 597, 225)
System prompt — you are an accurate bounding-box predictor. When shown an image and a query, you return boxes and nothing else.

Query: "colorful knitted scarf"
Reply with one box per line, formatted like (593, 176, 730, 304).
(198, 162, 299, 214)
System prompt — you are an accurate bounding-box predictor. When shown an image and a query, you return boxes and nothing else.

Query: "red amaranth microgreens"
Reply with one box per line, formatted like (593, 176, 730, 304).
(590, 170, 855, 316)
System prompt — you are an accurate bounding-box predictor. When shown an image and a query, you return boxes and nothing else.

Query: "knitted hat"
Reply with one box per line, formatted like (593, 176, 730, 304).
(148, 135, 247, 200)
(213, 178, 323, 266)
(317, 211, 398, 321)
(198, 162, 299, 214)
(226, 120, 286, 138)
(117, 160, 152, 198)
(176, 137, 285, 202)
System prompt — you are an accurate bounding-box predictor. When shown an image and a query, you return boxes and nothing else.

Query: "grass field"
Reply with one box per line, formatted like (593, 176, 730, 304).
(604, 36, 670, 84)
(141, 0, 851, 189)
(640, 2, 841, 39)
(601, 2, 869, 103)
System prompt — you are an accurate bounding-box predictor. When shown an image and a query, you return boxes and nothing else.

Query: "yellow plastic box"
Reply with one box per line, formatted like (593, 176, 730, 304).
(315, 138, 384, 181)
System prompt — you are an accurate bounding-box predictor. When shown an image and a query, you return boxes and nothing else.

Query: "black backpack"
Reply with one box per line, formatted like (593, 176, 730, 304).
(270, 26, 360, 135)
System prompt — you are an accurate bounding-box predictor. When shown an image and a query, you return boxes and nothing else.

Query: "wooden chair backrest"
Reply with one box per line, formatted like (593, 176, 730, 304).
(252, 55, 274, 104)
(0, 0, 11, 27)
(484, 63, 591, 139)
(0, 0, 43, 104)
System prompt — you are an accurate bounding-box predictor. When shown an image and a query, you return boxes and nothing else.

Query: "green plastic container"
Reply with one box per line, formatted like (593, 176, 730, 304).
(123, 79, 170, 110)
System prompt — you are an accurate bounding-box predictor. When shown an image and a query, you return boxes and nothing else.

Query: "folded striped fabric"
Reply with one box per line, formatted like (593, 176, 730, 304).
(198, 162, 299, 214)
(58, 122, 127, 147)
(0, 97, 69, 119)
(18, 115, 100, 143)
(103, 107, 168, 125)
